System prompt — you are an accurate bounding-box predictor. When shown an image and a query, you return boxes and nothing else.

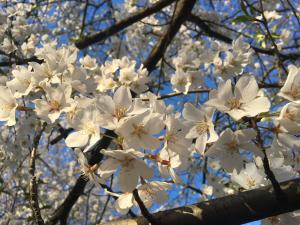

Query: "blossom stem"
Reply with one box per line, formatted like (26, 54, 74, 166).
(17, 105, 34, 112)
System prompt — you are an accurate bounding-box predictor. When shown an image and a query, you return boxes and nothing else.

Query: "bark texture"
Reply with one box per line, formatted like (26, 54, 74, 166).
(102, 178, 300, 225)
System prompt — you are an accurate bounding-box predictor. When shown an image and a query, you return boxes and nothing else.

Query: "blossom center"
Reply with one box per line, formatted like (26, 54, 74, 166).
(165, 132, 177, 143)
(246, 176, 256, 188)
(226, 139, 239, 153)
(48, 100, 61, 112)
(177, 78, 187, 87)
(227, 98, 241, 110)
(131, 123, 147, 138)
(114, 106, 127, 120)
(83, 122, 98, 135)
(283, 108, 296, 121)
(196, 120, 208, 135)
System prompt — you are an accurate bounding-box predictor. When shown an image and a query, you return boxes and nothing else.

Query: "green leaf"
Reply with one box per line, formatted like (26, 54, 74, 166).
(255, 33, 265, 42)
(232, 15, 255, 23)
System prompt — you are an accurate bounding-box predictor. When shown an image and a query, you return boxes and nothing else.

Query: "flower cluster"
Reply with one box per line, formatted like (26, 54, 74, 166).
(1, 1, 300, 224)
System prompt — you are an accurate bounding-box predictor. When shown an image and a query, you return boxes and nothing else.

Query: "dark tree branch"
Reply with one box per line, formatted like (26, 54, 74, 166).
(48, 176, 88, 225)
(50, 128, 74, 145)
(48, 130, 116, 225)
(133, 189, 158, 225)
(0, 56, 43, 67)
(75, 0, 177, 49)
(143, 0, 197, 72)
(102, 178, 300, 225)
(29, 123, 46, 225)
(187, 13, 300, 61)
(250, 118, 284, 200)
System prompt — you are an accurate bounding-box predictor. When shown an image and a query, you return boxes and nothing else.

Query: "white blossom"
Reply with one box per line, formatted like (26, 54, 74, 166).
(206, 128, 261, 171)
(183, 103, 218, 154)
(231, 163, 265, 190)
(108, 181, 171, 215)
(79, 55, 97, 70)
(99, 149, 154, 192)
(33, 84, 75, 123)
(65, 106, 102, 152)
(278, 65, 300, 102)
(116, 111, 164, 150)
(206, 75, 270, 121)
(0, 86, 18, 126)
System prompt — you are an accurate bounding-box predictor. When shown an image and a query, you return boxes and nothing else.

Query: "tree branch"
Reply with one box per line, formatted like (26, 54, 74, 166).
(133, 189, 158, 225)
(75, 0, 176, 49)
(187, 13, 300, 61)
(143, 0, 197, 72)
(101, 178, 300, 225)
(48, 130, 116, 225)
(250, 118, 284, 200)
(29, 122, 47, 225)
(0, 56, 43, 67)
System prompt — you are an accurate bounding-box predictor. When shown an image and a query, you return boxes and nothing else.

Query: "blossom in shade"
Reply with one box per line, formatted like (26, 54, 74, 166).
(99, 149, 154, 192)
(0, 86, 18, 126)
(278, 65, 300, 102)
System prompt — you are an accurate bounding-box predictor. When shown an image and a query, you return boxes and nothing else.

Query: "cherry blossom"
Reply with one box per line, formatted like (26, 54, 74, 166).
(206, 75, 271, 121)
(65, 106, 102, 152)
(278, 65, 300, 102)
(108, 181, 171, 215)
(206, 128, 262, 171)
(116, 111, 164, 150)
(99, 149, 154, 192)
(231, 162, 265, 190)
(0, 86, 18, 126)
(33, 84, 75, 123)
(183, 103, 218, 153)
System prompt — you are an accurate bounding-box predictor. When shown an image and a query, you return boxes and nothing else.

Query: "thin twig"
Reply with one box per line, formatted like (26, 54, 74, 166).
(250, 118, 285, 201)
